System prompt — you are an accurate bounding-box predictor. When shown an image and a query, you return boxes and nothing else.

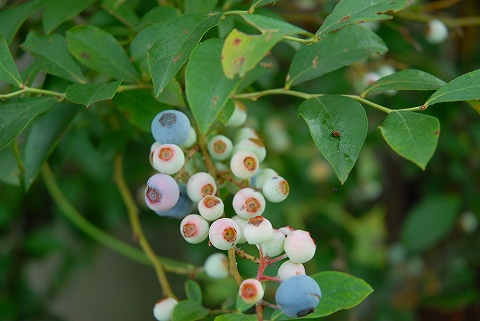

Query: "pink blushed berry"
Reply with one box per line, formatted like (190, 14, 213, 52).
(232, 188, 266, 219)
(230, 150, 259, 179)
(244, 216, 273, 245)
(180, 214, 209, 244)
(145, 174, 180, 212)
(262, 176, 289, 203)
(284, 230, 316, 264)
(152, 144, 185, 175)
(153, 297, 178, 321)
(239, 278, 264, 305)
(187, 172, 217, 202)
(209, 218, 240, 250)
(277, 260, 306, 281)
(198, 195, 224, 221)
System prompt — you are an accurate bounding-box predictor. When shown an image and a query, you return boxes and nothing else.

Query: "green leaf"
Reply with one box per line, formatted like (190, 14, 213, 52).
(0, 97, 57, 150)
(287, 25, 387, 88)
(148, 13, 222, 96)
(101, 0, 139, 28)
(0, 33, 22, 87)
(22, 31, 86, 83)
(186, 39, 242, 134)
(137, 6, 180, 30)
(400, 196, 461, 252)
(66, 25, 140, 83)
(222, 28, 284, 79)
(215, 314, 258, 321)
(298, 96, 368, 184)
(23, 103, 81, 190)
(249, 0, 278, 11)
(66, 80, 122, 107)
(317, 0, 408, 35)
(42, 0, 96, 34)
(218, 99, 235, 125)
(157, 79, 185, 107)
(172, 300, 209, 321)
(362, 69, 446, 97)
(379, 111, 440, 170)
(240, 14, 310, 36)
(0, 0, 44, 44)
(0, 145, 21, 186)
(112, 89, 169, 132)
(235, 292, 255, 312)
(424, 69, 480, 107)
(185, 280, 203, 303)
(466, 100, 480, 115)
(184, 0, 218, 14)
(308, 271, 373, 318)
(272, 271, 373, 320)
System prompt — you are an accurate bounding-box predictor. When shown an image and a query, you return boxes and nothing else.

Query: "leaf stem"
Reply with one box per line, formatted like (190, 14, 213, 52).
(0, 86, 65, 100)
(232, 88, 321, 100)
(114, 154, 177, 299)
(41, 163, 197, 275)
(393, 10, 480, 27)
(282, 35, 320, 44)
(117, 84, 153, 92)
(341, 95, 393, 113)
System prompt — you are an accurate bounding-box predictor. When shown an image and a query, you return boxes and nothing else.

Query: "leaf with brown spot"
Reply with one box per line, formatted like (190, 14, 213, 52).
(317, 0, 408, 35)
(221, 28, 284, 79)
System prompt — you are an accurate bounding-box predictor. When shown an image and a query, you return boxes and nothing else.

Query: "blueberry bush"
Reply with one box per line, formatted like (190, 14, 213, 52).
(1, 0, 479, 320)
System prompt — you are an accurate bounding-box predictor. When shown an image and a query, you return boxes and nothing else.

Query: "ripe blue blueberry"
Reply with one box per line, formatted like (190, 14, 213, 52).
(151, 110, 191, 145)
(275, 275, 321, 318)
(155, 183, 194, 219)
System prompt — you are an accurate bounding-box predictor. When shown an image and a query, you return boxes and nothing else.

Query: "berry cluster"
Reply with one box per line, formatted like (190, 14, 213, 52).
(145, 105, 320, 320)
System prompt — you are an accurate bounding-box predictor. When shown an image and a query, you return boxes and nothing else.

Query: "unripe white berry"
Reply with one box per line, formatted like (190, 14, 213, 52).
(239, 278, 264, 304)
(426, 19, 448, 44)
(244, 216, 273, 245)
(277, 260, 306, 281)
(152, 144, 185, 175)
(208, 135, 233, 161)
(234, 127, 259, 143)
(262, 176, 289, 203)
(232, 188, 266, 219)
(153, 297, 178, 321)
(261, 229, 286, 257)
(180, 214, 209, 244)
(253, 168, 278, 189)
(363, 71, 380, 88)
(187, 172, 217, 202)
(145, 174, 180, 212)
(204, 253, 229, 279)
(226, 101, 247, 127)
(230, 151, 259, 179)
(181, 126, 197, 148)
(149, 142, 161, 168)
(284, 230, 316, 263)
(233, 138, 266, 163)
(198, 195, 224, 221)
(209, 218, 241, 250)
(377, 65, 396, 78)
(279, 226, 294, 236)
(231, 215, 248, 243)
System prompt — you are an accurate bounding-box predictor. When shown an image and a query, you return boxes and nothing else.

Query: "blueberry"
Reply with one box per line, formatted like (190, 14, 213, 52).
(275, 275, 321, 318)
(155, 183, 194, 219)
(151, 110, 190, 145)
